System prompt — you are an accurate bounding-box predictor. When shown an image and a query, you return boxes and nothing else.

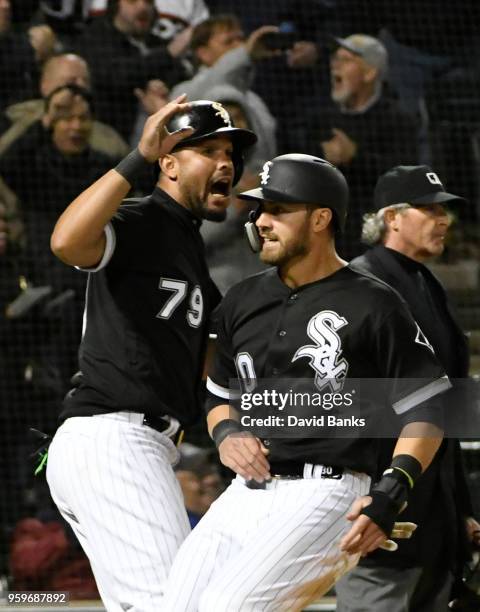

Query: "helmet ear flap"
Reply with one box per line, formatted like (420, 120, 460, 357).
(251, 203, 263, 222)
(244, 204, 263, 252)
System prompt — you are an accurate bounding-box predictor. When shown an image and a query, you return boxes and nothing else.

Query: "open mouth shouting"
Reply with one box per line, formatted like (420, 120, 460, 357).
(208, 176, 233, 205)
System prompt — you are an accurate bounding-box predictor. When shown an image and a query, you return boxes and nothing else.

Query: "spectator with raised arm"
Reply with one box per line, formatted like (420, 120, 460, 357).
(170, 14, 277, 163)
(300, 34, 418, 259)
(77, 0, 187, 141)
(0, 85, 115, 389)
(1, 53, 129, 161)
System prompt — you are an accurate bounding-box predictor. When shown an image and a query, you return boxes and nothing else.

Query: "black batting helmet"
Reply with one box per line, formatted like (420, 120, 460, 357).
(238, 153, 349, 231)
(167, 100, 257, 185)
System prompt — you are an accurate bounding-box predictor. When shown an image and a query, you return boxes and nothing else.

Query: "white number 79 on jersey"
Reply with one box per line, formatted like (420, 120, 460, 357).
(157, 277, 203, 328)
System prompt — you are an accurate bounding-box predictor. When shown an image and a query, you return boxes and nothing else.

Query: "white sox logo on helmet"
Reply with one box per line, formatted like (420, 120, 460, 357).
(212, 102, 232, 127)
(260, 161, 273, 185)
(292, 310, 349, 392)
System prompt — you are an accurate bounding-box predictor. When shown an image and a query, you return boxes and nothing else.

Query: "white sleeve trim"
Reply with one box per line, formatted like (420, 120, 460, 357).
(206, 377, 240, 400)
(393, 375, 451, 415)
(75, 223, 116, 273)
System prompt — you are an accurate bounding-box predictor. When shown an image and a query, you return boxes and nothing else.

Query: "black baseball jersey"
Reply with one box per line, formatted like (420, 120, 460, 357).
(61, 187, 221, 425)
(206, 266, 449, 476)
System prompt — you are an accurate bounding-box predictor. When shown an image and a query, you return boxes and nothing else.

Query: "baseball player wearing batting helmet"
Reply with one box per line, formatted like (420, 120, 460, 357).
(46, 96, 256, 611)
(161, 154, 450, 611)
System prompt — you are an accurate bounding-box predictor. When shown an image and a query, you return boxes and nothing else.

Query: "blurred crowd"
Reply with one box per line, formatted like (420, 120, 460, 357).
(1, 0, 480, 595)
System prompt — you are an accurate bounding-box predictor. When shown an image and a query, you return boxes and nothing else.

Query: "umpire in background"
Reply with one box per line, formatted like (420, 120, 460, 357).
(336, 165, 479, 611)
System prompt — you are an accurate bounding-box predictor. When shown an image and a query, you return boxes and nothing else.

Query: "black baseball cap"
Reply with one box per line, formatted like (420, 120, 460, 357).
(374, 165, 466, 211)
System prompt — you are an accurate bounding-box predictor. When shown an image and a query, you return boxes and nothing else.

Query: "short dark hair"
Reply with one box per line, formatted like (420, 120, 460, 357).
(190, 14, 241, 51)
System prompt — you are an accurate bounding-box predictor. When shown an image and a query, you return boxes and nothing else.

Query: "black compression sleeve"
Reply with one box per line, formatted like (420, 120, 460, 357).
(211, 419, 242, 448)
(114, 148, 152, 184)
(361, 454, 422, 535)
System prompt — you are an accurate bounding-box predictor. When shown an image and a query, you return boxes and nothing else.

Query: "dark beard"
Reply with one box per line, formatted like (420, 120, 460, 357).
(183, 185, 228, 222)
(260, 241, 308, 267)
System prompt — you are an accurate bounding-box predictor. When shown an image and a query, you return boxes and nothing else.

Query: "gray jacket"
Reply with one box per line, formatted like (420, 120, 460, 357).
(170, 46, 277, 166)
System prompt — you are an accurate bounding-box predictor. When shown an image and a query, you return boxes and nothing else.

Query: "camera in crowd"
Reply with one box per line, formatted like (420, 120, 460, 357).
(262, 21, 298, 51)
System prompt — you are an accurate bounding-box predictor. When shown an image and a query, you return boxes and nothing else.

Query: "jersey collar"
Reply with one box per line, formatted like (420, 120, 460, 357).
(264, 265, 352, 295)
(151, 187, 202, 229)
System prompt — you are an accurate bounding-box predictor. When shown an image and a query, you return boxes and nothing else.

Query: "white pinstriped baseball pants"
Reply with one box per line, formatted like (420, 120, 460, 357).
(46, 412, 190, 612)
(162, 470, 370, 612)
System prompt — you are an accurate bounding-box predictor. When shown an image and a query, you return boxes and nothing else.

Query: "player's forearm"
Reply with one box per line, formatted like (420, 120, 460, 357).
(207, 403, 270, 480)
(51, 169, 131, 267)
(207, 404, 239, 437)
(359, 422, 443, 538)
(393, 421, 444, 472)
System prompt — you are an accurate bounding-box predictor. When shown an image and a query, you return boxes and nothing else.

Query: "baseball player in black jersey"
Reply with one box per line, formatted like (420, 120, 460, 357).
(162, 153, 450, 612)
(45, 97, 257, 611)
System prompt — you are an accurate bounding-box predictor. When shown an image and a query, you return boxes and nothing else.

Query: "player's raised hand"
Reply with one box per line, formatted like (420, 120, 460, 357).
(138, 94, 194, 162)
(218, 433, 271, 482)
(339, 496, 387, 556)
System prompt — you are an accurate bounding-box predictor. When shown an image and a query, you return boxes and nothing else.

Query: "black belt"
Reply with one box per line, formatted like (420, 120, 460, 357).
(246, 462, 344, 489)
(143, 415, 184, 445)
